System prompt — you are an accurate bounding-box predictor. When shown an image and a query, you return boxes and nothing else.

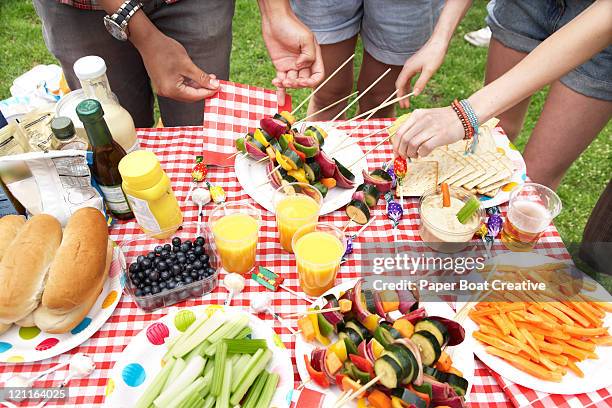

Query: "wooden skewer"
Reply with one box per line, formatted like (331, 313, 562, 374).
(353, 215, 377, 238)
(330, 68, 392, 122)
(328, 89, 398, 153)
(279, 283, 316, 304)
(256, 155, 269, 164)
(334, 375, 382, 407)
(341, 219, 353, 232)
(347, 133, 394, 169)
(333, 91, 415, 129)
(294, 91, 358, 125)
(328, 124, 394, 155)
(283, 307, 342, 318)
(291, 53, 356, 115)
(252, 164, 281, 189)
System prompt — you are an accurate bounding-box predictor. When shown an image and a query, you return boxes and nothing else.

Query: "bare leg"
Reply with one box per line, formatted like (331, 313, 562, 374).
(307, 36, 358, 120)
(522, 81, 612, 189)
(356, 51, 402, 118)
(484, 38, 530, 141)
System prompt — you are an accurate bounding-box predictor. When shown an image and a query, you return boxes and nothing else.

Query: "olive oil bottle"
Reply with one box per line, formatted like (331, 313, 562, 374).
(77, 99, 134, 220)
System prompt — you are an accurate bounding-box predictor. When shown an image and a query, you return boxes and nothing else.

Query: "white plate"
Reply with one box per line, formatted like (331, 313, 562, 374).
(295, 279, 475, 406)
(235, 124, 366, 215)
(477, 129, 526, 208)
(104, 305, 294, 407)
(0, 244, 123, 363)
(463, 252, 612, 394)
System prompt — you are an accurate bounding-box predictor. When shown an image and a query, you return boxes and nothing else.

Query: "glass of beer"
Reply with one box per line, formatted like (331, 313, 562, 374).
(501, 183, 562, 251)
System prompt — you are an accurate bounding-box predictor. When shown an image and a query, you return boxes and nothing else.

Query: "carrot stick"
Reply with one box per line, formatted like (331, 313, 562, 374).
(542, 353, 568, 366)
(568, 302, 603, 326)
(567, 360, 584, 378)
(562, 325, 608, 337)
(479, 324, 505, 338)
(473, 331, 521, 353)
(550, 302, 590, 328)
(548, 339, 591, 360)
(536, 340, 563, 355)
(490, 314, 511, 336)
(591, 336, 612, 346)
(567, 337, 596, 352)
(542, 304, 574, 326)
(441, 182, 450, 207)
(520, 327, 540, 354)
(470, 303, 525, 317)
(485, 346, 563, 382)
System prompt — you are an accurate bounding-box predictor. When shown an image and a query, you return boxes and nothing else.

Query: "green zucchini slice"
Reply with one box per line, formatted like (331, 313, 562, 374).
(374, 355, 402, 389)
(356, 184, 380, 208)
(346, 200, 370, 225)
(412, 330, 442, 366)
(415, 318, 449, 348)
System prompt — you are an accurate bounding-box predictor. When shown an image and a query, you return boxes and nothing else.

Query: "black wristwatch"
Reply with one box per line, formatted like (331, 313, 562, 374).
(104, 0, 144, 41)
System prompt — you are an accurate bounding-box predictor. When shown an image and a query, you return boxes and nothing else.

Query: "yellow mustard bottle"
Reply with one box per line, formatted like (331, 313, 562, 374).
(118, 150, 182, 238)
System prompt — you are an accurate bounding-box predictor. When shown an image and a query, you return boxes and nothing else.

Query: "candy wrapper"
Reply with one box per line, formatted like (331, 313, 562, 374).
(252, 266, 285, 291)
(384, 191, 403, 236)
(206, 182, 226, 204)
(191, 156, 208, 182)
(486, 206, 503, 238)
(384, 162, 397, 188)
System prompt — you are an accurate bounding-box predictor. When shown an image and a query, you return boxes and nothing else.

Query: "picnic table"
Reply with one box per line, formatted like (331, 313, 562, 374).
(1, 81, 609, 408)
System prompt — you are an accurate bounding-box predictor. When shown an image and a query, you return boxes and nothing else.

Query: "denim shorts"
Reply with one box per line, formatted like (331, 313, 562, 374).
(290, 0, 444, 66)
(486, 0, 612, 101)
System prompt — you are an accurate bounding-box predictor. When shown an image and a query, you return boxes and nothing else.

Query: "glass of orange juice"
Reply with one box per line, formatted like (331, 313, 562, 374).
(208, 201, 260, 275)
(273, 182, 322, 253)
(292, 223, 346, 297)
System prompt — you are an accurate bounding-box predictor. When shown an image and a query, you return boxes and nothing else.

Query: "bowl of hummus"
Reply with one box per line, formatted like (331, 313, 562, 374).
(419, 186, 484, 253)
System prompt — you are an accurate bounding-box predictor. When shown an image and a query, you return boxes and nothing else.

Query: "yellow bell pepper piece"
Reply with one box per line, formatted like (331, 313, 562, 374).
(287, 168, 308, 184)
(370, 338, 385, 359)
(253, 128, 270, 147)
(357, 398, 369, 408)
(308, 310, 330, 346)
(329, 339, 348, 362)
(275, 149, 293, 171)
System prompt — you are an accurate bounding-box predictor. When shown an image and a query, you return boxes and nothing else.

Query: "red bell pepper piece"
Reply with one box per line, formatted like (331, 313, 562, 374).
(335, 373, 346, 390)
(304, 355, 330, 388)
(288, 142, 306, 162)
(349, 354, 375, 378)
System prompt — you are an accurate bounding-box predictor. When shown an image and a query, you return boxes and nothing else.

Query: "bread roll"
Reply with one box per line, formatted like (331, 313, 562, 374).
(0, 214, 62, 324)
(34, 239, 111, 333)
(0, 215, 26, 261)
(40, 207, 109, 313)
(16, 313, 35, 327)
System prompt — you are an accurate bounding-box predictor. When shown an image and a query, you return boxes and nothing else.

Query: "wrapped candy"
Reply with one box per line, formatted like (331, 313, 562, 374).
(393, 157, 407, 179)
(191, 156, 208, 182)
(384, 162, 397, 188)
(206, 182, 226, 204)
(252, 266, 314, 304)
(385, 191, 403, 228)
(486, 206, 503, 238)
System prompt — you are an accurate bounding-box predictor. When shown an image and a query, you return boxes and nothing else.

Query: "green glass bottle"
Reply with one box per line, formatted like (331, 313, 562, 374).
(76, 99, 134, 220)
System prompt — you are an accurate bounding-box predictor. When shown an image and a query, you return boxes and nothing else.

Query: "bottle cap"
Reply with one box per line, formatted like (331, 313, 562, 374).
(73, 56, 107, 81)
(76, 99, 105, 123)
(118, 150, 164, 190)
(50, 117, 75, 140)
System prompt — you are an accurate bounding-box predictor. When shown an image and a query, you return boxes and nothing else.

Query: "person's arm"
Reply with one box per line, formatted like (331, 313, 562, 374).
(257, 0, 324, 103)
(394, 0, 612, 158)
(99, 0, 220, 102)
(395, 0, 472, 108)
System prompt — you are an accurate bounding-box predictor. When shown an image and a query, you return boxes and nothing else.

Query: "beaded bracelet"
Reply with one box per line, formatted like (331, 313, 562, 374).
(459, 99, 480, 153)
(451, 99, 474, 140)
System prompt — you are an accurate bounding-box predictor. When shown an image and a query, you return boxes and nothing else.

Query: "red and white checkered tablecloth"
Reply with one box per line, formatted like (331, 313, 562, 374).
(0, 81, 608, 408)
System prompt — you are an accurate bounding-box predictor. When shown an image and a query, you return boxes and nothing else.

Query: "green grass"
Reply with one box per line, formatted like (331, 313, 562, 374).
(1, 0, 610, 288)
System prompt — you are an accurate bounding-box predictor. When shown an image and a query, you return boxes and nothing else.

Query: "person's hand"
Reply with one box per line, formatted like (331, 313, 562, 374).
(392, 106, 464, 158)
(261, 12, 324, 103)
(395, 39, 448, 109)
(139, 34, 220, 102)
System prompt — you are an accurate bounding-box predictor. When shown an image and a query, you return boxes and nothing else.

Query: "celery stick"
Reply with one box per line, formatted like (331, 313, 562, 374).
(177, 392, 200, 408)
(185, 341, 209, 363)
(230, 349, 263, 393)
(241, 371, 268, 408)
(231, 354, 250, 379)
(199, 369, 214, 399)
(154, 356, 206, 408)
(164, 376, 205, 408)
(217, 359, 232, 408)
(229, 349, 272, 406)
(208, 315, 249, 343)
(210, 342, 227, 396)
(224, 339, 267, 354)
(163, 358, 186, 392)
(255, 372, 279, 408)
(164, 313, 209, 362)
(133, 357, 175, 408)
(235, 326, 252, 339)
(202, 395, 216, 408)
(172, 313, 227, 358)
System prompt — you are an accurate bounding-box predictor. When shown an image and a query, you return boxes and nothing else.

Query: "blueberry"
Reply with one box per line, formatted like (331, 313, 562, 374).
(135, 289, 144, 297)
(171, 264, 181, 275)
(184, 276, 194, 284)
(147, 252, 156, 260)
(154, 245, 163, 254)
(180, 243, 190, 253)
(137, 255, 145, 264)
(175, 281, 184, 288)
(194, 246, 204, 256)
(163, 243, 172, 251)
(167, 281, 176, 290)
(143, 286, 152, 294)
(159, 281, 167, 289)
(195, 236, 205, 246)
(129, 263, 139, 273)
(160, 271, 171, 281)
(188, 254, 197, 262)
(151, 285, 161, 294)
(207, 267, 216, 275)
(144, 278, 152, 285)
(190, 271, 198, 279)
(160, 250, 170, 259)
(172, 237, 181, 247)
(149, 270, 160, 281)
(185, 264, 193, 272)
(200, 254, 210, 264)
(169, 253, 177, 260)
(141, 258, 152, 268)
(136, 271, 146, 280)
(172, 246, 180, 253)
(158, 261, 168, 271)
(178, 256, 187, 265)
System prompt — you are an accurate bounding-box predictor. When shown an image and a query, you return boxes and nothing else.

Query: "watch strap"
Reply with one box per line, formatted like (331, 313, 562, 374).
(110, 0, 143, 29)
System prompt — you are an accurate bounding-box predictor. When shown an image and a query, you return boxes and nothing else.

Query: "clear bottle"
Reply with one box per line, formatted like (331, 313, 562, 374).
(77, 99, 134, 221)
(73, 56, 140, 153)
(51, 116, 88, 150)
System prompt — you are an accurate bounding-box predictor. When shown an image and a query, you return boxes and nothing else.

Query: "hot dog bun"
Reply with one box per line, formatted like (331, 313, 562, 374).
(0, 215, 26, 261)
(0, 214, 62, 324)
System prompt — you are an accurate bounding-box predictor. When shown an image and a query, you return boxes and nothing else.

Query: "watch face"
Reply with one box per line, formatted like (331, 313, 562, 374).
(104, 16, 128, 41)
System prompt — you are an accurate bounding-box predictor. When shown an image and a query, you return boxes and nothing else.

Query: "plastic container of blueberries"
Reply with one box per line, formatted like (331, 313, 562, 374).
(119, 222, 220, 312)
